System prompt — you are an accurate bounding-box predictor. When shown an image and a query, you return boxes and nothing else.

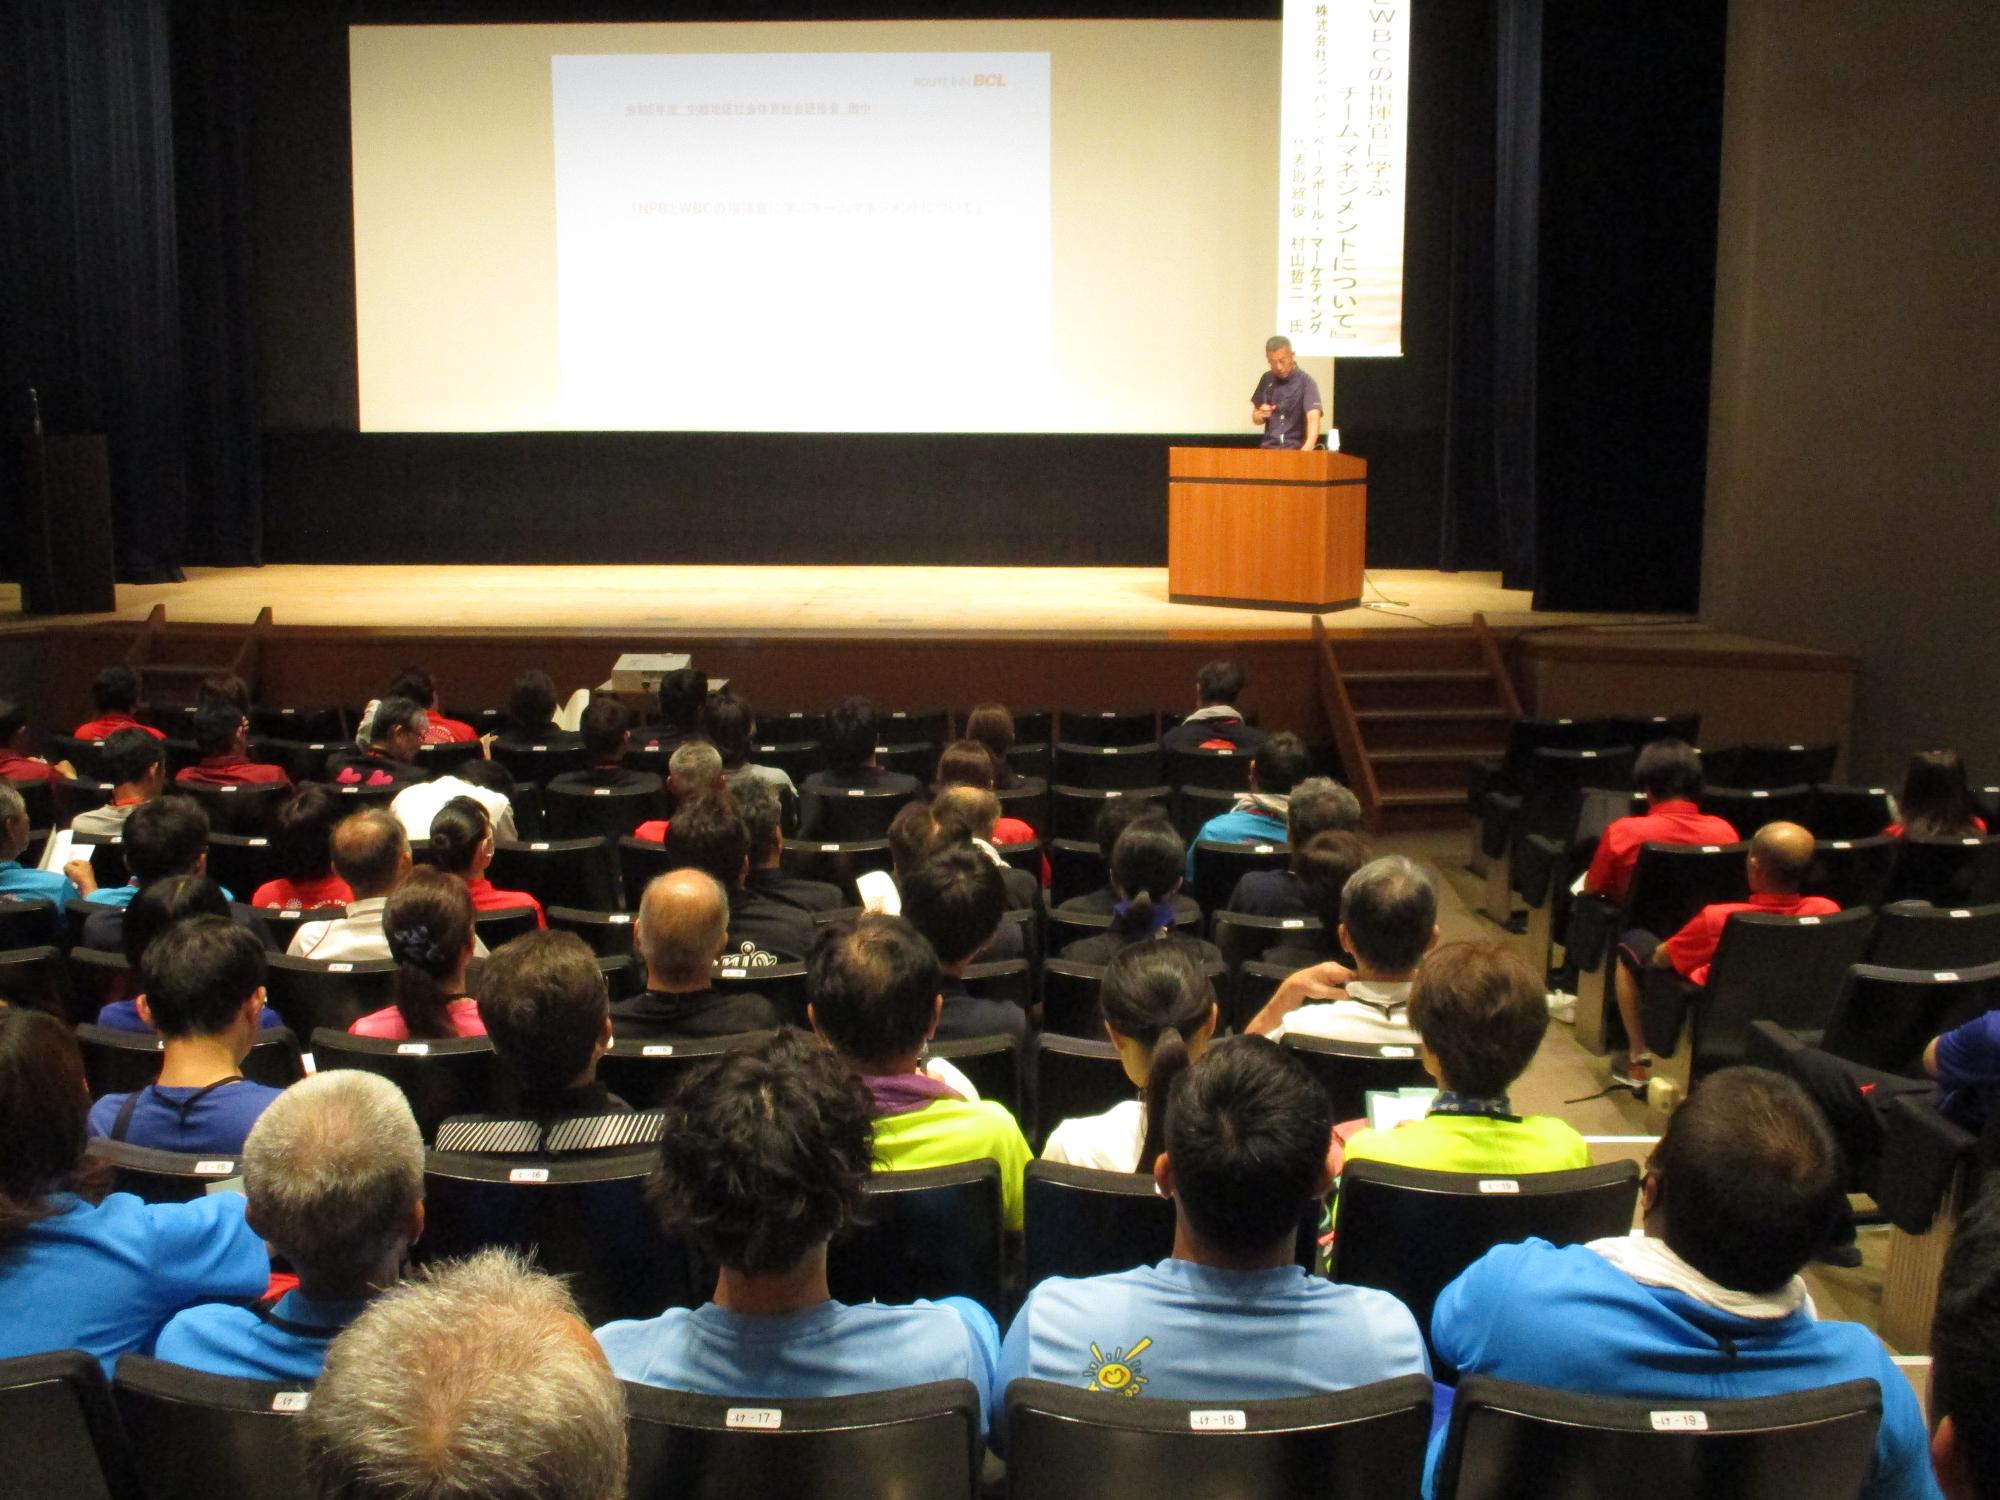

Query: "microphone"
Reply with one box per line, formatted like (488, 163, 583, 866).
(27, 386, 42, 439)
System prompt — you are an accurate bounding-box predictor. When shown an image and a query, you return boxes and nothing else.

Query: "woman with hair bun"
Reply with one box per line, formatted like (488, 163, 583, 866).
(427, 796, 545, 928)
(349, 866, 485, 1039)
(1041, 939, 1218, 1174)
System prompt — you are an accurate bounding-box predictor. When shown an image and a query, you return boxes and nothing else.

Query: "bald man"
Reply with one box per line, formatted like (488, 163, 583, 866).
(1608, 821, 1838, 1091)
(609, 868, 783, 1041)
(289, 809, 416, 961)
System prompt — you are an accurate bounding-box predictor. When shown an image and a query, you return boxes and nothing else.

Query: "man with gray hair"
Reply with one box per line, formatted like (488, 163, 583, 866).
(0, 779, 98, 905)
(631, 739, 726, 842)
(1247, 853, 1440, 1043)
(611, 868, 780, 1040)
(153, 1070, 424, 1379)
(302, 1250, 628, 1500)
(1250, 334, 1323, 450)
(1226, 776, 1364, 919)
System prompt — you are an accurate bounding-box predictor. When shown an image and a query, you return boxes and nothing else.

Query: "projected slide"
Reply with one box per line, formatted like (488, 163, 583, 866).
(552, 54, 1051, 430)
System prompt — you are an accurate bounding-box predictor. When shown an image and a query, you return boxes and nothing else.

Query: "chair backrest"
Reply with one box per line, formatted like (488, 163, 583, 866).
(1622, 842, 1750, 938)
(0, 943, 74, 1020)
(1886, 834, 2000, 907)
(826, 1161, 1005, 1318)
(1808, 783, 1894, 841)
(1516, 748, 1637, 845)
(992, 779, 1050, 838)
(927, 1034, 1022, 1119)
(1230, 960, 1293, 1037)
(1057, 709, 1159, 747)
(414, 739, 486, 777)
(1500, 717, 1611, 783)
(962, 955, 1034, 1006)
(1165, 744, 1256, 792)
(1330, 1160, 1642, 1374)
(624, 1378, 981, 1500)
(1435, 1374, 1881, 1500)
(0, 1349, 139, 1500)
(1022, 1161, 1172, 1288)
(5, 774, 56, 830)
(1040, 959, 1109, 1038)
(549, 903, 639, 955)
(0, 895, 61, 949)
(804, 784, 922, 842)
(1805, 835, 1899, 909)
(1866, 900, 2000, 971)
(75, 1023, 302, 1098)
(1033, 1035, 1132, 1151)
(1189, 839, 1290, 921)
(1212, 910, 1325, 972)
(311, 1029, 503, 1142)
(488, 836, 621, 912)
(112, 1356, 310, 1500)
(1703, 742, 1840, 792)
(714, 961, 809, 1028)
(66, 945, 135, 1013)
(1279, 1035, 1432, 1121)
(85, 1139, 245, 1203)
(1171, 783, 1242, 843)
(1698, 784, 1815, 837)
(776, 838, 895, 905)
(1695, 908, 1878, 1073)
(1046, 839, 1108, 906)
(249, 705, 344, 742)
(1818, 959, 2000, 1073)
(472, 904, 540, 949)
(419, 1149, 704, 1326)
(262, 956, 397, 1038)
(749, 737, 824, 783)
(1602, 711, 1701, 752)
(177, 781, 290, 838)
(1005, 1374, 1433, 1500)
(50, 776, 117, 829)
(544, 779, 667, 841)
(597, 1031, 776, 1110)
(490, 741, 591, 787)
(1046, 906, 1202, 954)
(1053, 741, 1166, 792)
(203, 834, 280, 900)
(1049, 785, 1170, 842)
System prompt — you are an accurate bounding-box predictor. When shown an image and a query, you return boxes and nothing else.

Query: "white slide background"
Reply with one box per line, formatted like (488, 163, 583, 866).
(552, 52, 1052, 430)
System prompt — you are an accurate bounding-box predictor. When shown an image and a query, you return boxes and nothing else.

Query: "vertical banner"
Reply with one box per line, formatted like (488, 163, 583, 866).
(1277, 0, 1411, 356)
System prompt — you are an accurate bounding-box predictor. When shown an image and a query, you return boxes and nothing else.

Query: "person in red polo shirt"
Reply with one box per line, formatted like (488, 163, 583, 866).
(1883, 748, 1988, 839)
(387, 666, 479, 745)
(74, 664, 165, 742)
(0, 699, 75, 783)
(176, 703, 292, 791)
(1609, 821, 1835, 1090)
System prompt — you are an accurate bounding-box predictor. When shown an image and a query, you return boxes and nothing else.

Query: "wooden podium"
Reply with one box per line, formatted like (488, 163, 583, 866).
(1166, 446, 1367, 611)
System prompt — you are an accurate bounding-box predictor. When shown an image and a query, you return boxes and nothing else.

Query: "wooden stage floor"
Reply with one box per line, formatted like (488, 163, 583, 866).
(0, 565, 1683, 639)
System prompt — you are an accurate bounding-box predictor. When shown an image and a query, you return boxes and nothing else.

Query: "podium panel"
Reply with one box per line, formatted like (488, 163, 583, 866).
(1166, 447, 1366, 611)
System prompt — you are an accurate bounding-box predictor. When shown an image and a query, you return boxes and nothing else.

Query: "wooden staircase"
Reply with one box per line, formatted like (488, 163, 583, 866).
(1313, 613, 1522, 832)
(126, 605, 272, 711)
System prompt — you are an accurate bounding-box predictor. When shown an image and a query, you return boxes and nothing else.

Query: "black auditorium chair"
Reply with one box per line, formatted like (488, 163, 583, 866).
(1213, 910, 1326, 972)
(962, 956, 1034, 1008)
(826, 1161, 1005, 1320)
(77, 1023, 303, 1098)
(777, 839, 894, 906)
(1022, 1162, 1172, 1289)
(63, 897, 104, 947)
(1189, 839, 1290, 922)
(549, 905, 640, 956)
(1602, 711, 1701, 753)
(1806, 834, 1899, 909)
(113, 1356, 311, 1500)
(50, 776, 116, 829)
(1468, 716, 1611, 866)
(989, 838, 1042, 883)
(488, 837, 622, 913)
(7, 774, 55, 830)
(1032, 1035, 1131, 1150)
(160, 738, 203, 780)
(993, 779, 1051, 840)
(250, 706, 344, 743)
(177, 781, 289, 838)
(1045, 906, 1200, 955)
(544, 780, 666, 842)
(1005, 1376, 1433, 1500)
(419, 1149, 703, 1326)
(72, 833, 128, 889)
(1703, 742, 1840, 792)
(1229, 960, 1293, 1035)
(618, 835, 674, 904)
(0, 895, 61, 949)
(315, 781, 398, 814)
(1884, 833, 2000, 908)
(1007, 742, 1055, 783)
(1279, 1035, 1431, 1122)
(1166, 743, 1256, 794)
(1330, 1160, 1642, 1374)
(245, 738, 328, 785)
(86, 1140, 245, 1203)
(1698, 783, 1814, 837)
(624, 1380, 982, 1500)
(66, 945, 134, 1015)
(472, 904, 541, 950)
(763, 710, 828, 744)
(414, 740, 486, 778)
(204, 834, 281, 900)
(0, 944, 73, 1019)
(749, 738, 823, 784)
(874, 743, 936, 781)
(801, 784, 922, 842)
(1172, 783, 1243, 844)
(1052, 741, 1165, 792)
(599, 951, 644, 1000)
(239, 903, 327, 956)
(1808, 782, 1895, 840)
(45, 733, 110, 781)
(1057, 709, 1158, 748)
(597, 1032, 777, 1111)
(884, 708, 952, 744)
(1049, 785, 1170, 843)
(716, 961, 809, 1028)
(1866, 900, 2000, 971)
(1478, 745, 1634, 917)
(490, 741, 591, 788)
(1434, 1376, 1882, 1500)
(1040, 959, 1108, 1038)
(0, 1350, 140, 1500)
(312, 1029, 504, 1142)
(1046, 838, 1108, 907)
(1749, 960, 2000, 1080)
(262, 956, 396, 1038)
(927, 1035, 1021, 1120)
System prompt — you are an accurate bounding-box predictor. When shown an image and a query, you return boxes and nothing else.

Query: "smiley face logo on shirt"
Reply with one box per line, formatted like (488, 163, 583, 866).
(1086, 1337, 1153, 1397)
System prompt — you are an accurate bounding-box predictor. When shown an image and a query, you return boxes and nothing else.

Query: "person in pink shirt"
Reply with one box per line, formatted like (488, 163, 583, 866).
(349, 866, 485, 1040)
(428, 797, 545, 928)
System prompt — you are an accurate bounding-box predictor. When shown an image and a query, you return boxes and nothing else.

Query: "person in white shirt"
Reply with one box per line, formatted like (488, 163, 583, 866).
(289, 809, 411, 961)
(389, 760, 518, 844)
(1245, 854, 1439, 1044)
(1042, 938, 1218, 1174)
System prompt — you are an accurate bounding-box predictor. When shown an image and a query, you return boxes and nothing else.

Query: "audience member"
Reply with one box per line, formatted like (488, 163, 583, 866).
(96, 875, 283, 1033)
(595, 1031, 1000, 1423)
(613, 868, 781, 1040)
(87, 916, 284, 1153)
(1931, 1189, 2000, 1500)
(154, 1070, 425, 1379)
(739, 775, 843, 912)
(252, 784, 355, 909)
(1426, 1067, 1934, 1500)
(1185, 730, 1314, 870)
(800, 695, 923, 836)
(1057, 794, 1199, 922)
(0, 780, 93, 903)
(1062, 816, 1222, 967)
(631, 739, 725, 842)
(389, 751, 520, 843)
(81, 795, 217, 951)
(702, 687, 797, 796)
(1249, 854, 1436, 1042)
(808, 914, 1031, 1231)
(494, 669, 583, 753)
(547, 696, 661, 796)
(1610, 820, 1836, 1091)
(74, 663, 164, 741)
(1225, 776, 1364, 917)
(855, 798, 942, 915)
(665, 790, 817, 962)
(196, 673, 251, 712)
(0, 1007, 268, 1370)
(964, 702, 1025, 790)
(936, 739, 1037, 842)
(900, 845, 1029, 1044)
(1887, 748, 1987, 838)
(301, 1251, 627, 1500)
(385, 665, 477, 744)
(176, 701, 291, 789)
(327, 695, 432, 789)
(350, 866, 486, 1039)
(998, 1037, 1426, 1451)
(932, 784, 1043, 950)
(641, 665, 708, 756)
(429, 794, 545, 927)
(1043, 939, 1218, 1173)
(69, 726, 165, 837)
(1258, 829, 1373, 968)
(1160, 659, 1269, 754)
(289, 809, 411, 959)
(0, 697, 75, 781)
(1342, 940, 1588, 1173)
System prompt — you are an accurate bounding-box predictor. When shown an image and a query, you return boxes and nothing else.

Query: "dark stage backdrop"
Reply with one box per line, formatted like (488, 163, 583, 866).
(3, 0, 1723, 605)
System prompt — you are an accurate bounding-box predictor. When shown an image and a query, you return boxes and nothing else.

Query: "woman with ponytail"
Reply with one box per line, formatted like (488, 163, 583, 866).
(1042, 939, 1218, 1173)
(1059, 815, 1221, 967)
(427, 796, 545, 928)
(349, 867, 485, 1040)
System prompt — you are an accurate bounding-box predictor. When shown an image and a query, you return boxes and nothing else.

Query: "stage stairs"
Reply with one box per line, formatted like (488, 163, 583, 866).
(1313, 613, 1522, 833)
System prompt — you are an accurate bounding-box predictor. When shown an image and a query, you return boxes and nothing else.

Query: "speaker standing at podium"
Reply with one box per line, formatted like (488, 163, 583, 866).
(1249, 335, 1322, 450)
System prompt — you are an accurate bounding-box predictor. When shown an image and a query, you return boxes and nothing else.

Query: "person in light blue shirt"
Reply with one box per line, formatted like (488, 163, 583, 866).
(0, 780, 92, 907)
(595, 1031, 1000, 1427)
(998, 1035, 1428, 1453)
(0, 1008, 270, 1373)
(1185, 732, 1313, 879)
(1426, 1067, 1940, 1500)
(155, 1070, 425, 1381)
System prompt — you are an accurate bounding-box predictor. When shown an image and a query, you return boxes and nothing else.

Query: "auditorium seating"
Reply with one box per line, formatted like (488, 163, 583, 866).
(803, 783, 922, 842)
(1864, 899, 2000, 971)
(778, 838, 895, 904)
(548, 903, 638, 955)
(203, 833, 280, 899)
(1883, 833, 2000, 907)
(1749, 959, 2000, 1078)
(64, 944, 132, 1013)
(113, 1355, 311, 1500)
(1279, 1035, 1432, 1121)
(1031, 1035, 1130, 1149)
(262, 956, 396, 1038)
(1808, 782, 1895, 840)
(1703, 742, 1840, 791)
(1045, 837, 1108, 905)
(311, 1028, 504, 1142)
(1171, 783, 1241, 842)
(1022, 1162, 1173, 1287)
(1049, 785, 1169, 842)
(543, 779, 665, 841)
(1478, 745, 1635, 925)
(177, 780, 290, 838)
(1040, 958, 1109, 1037)
(1187, 839, 1289, 920)
(0, 1350, 139, 1499)
(826, 1161, 1006, 1319)
(76, 1022, 304, 1097)
(488, 836, 621, 912)
(596, 1031, 778, 1110)
(0, 944, 73, 1019)
(1806, 834, 1899, 908)
(1056, 709, 1157, 747)
(1212, 910, 1326, 971)
(718, 961, 808, 1026)
(928, 1034, 1022, 1118)
(86, 1139, 245, 1203)
(471, 904, 540, 949)
(0, 896, 61, 949)
(1052, 741, 1164, 792)
(1697, 782, 1814, 837)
